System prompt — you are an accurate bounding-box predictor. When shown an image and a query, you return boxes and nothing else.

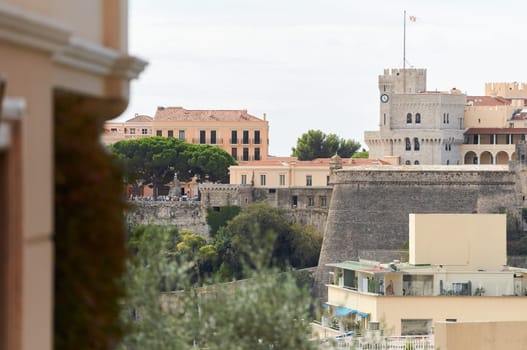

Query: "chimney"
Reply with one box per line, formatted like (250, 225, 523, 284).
(263, 113, 267, 121)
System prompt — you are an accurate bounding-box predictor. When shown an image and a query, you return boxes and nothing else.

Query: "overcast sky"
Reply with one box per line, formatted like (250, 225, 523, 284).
(120, 0, 527, 156)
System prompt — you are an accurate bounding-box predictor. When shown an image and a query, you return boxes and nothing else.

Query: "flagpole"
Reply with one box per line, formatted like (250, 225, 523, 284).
(403, 10, 406, 93)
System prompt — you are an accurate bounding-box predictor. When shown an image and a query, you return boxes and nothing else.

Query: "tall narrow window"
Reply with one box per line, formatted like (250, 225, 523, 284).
(383, 113, 386, 125)
(167, 130, 174, 138)
(156, 130, 162, 136)
(414, 138, 420, 151)
(210, 130, 217, 144)
(306, 175, 312, 186)
(242, 130, 249, 144)
(320, 196, 327, 208)
(179, 130, 185, 141)
(200, 130, 206, 144)
(260, 174, 266, 186)
(406, 113, 412, 124)
(279, 174, 286, 186)
(415, 113, 421, 124)
(327, 176, 330, 185)
(308, 196, 314, 207)
(242, 147, 249, 161)
(231, 148, 238, 160)
(254, 147, 261, 161)
(241, 174, 247, 185)
(405, 137, 411, 151)
(254, 130, 261, 144)
(231, 130, 238, 144)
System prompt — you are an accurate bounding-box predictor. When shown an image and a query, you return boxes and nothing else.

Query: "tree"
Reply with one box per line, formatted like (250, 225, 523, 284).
(118, 225, 316, 350)
(292, 129, 361, 160)
(289, 223, 323, 268)
(352, 148, 369, 159)
(110, 137, 236, 197)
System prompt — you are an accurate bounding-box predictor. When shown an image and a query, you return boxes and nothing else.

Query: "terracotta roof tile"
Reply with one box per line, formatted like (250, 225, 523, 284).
(154, 106, 264, 122)
(237, 158, 389, 167)
(125, 114, 153, 123)
(466, 96, 513, 106)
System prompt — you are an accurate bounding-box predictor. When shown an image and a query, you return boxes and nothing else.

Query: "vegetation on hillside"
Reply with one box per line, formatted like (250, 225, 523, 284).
(118, 224, 317, 350)
(292, 129, 361, 160)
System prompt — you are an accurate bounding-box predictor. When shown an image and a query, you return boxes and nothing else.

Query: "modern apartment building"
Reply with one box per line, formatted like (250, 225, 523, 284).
(319, 214, 527, 337)
(0, 1, 145, 349)
(103, 106, 270, 161)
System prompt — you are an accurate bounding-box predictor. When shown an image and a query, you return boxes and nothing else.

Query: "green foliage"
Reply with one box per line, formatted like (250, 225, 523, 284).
(110, 137, 236, 196)
(213, 202, 323, 280)
(54, 105, 127, 349)
(291, 129, 361, 160)
(352, 150, 369, 158)
(206, 205, 241, 236)
(118, 225, 316, 350)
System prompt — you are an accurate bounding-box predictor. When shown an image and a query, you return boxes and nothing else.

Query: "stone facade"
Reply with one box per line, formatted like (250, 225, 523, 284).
(127, 202, 210, 236)
(365, 68, 466, 166)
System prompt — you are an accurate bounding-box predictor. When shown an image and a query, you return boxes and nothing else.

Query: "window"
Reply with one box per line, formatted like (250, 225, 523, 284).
(110, 128, 117, 132)
(414, 138, 420, 151)
(307, 196, 314, 207)
(447, 113, 450, 124)
(405, 160, 411, 165)
(405, 137, 411, 151)
(200, 130, 206, 144)
(443, 113, 446, 123)
(141, 128, 148, 135)
(231, 148, 237, 160)
(473, 134, 478, 144)
(414, 160, 420, 165)
(231, 130, 238, 144)
(254, 147, 261, 161)
(242, 148, 249, 161)
(167, 130, 174, 138)
(306, 175, 312, 186)
(179, 130, 185, 141)
(415, 113, 421, 124)
(452, 282, 471, 296)
(327, 176, 330, 186)
(260, 174, 266, 186)
(129, 128, 136, 134)
(406, 113, 412, 124)
(320, 196, 327, 208)
(242, 130, 249, 144)
(254, 130, 261, 144)
(383, 113, 386, 125)
(446, 160, 450, 165)
(279, 174, 286, 186)
(401, 319, 433, 336)
(292, 195, 298, 208)
(210, 130, 217, 144)
(156, 130, 162, 136)
(241, 174, 247, 185)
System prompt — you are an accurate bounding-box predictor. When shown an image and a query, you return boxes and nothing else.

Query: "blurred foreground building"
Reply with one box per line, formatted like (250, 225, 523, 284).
(0, 1, 145, 349)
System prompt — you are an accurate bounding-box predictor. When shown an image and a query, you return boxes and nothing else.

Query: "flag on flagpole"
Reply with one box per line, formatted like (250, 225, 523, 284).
(408, 15, 417, 22)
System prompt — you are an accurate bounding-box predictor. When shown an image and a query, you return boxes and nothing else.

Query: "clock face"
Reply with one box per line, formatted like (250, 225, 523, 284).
(380, 94, 389, 103)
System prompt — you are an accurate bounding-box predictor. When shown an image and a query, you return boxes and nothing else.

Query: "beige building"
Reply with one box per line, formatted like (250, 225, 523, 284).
(365, 68, 466, 166)
(320, 213, 527, 337)
(229, 156, 389, 188)
(103, 106, 270, 161)
(462, 82, 527, 164)
(0, 1, 145, 350)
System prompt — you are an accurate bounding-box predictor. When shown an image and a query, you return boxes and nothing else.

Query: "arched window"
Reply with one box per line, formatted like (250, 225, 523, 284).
(446, 160, 450, 165)
(447, 113, 450, 124)
(414, 160, 420, 165)
(405, 137, 411, 151)
(405, 160, 411, 165)
(414, 137, 420, 151)
(443, 113, 446, 123)
(445, 144, 448, 151)
(415, 113, 421, 124)
(406, 113, 412, 124)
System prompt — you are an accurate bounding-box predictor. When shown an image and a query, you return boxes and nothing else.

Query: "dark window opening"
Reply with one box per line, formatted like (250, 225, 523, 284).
(200, 130, 206, 144)
(242, 130, 249, 144)
(406, 113, 412, 124)
(167, 130, 174, 138)
(231, 130, 238, 144)
(254, 130, 261, 144)
(156, 130, 162, 136)
(242, 148, 249, 161)
(415, 113, 421, 124)
(210, 130, 217, 144)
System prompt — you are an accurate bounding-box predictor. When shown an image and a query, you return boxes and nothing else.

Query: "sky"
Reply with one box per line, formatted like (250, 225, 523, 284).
(120, 0, 527, 156)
